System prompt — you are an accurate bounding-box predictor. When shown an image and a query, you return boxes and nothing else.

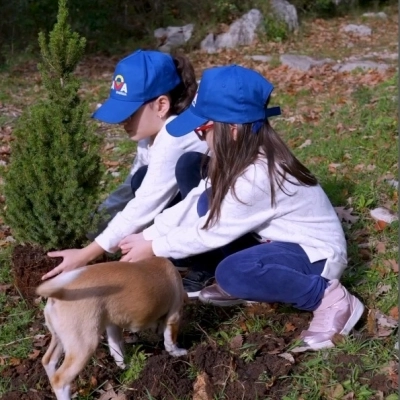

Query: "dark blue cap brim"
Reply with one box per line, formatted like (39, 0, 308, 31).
(92, 97, 144, 124)
(166, 107, 208, 137)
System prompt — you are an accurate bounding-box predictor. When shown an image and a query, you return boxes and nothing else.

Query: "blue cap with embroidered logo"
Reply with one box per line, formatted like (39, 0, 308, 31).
(92, 50, 181, 124)
(166, 65, 281, 137)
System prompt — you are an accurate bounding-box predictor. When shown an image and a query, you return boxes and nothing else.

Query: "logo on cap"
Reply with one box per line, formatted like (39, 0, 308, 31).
(111, 74, 128, 96)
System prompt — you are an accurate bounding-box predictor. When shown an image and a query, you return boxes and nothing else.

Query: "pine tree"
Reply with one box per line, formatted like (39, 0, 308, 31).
(4, 0, 103, 251)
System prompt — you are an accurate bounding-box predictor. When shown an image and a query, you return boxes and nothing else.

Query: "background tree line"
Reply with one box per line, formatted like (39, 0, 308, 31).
(0, 0, 394, 64)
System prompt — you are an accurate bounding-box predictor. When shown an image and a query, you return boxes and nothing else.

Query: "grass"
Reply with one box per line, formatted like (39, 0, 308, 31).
(0, 5, 398, 399)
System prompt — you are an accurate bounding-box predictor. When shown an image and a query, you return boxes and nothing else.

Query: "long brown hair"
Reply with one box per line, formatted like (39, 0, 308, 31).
(203, 120, 318, 229)
(168, 55, 197, 114)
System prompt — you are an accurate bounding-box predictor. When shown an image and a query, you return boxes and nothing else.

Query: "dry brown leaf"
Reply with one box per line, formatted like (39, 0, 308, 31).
(104, 160, 120, 167)
(366, 309, 377, 336)
(9, 357, 21, 366)
(389, 306, 398, 320)
(373, 309, 398, 338)
(375, 242, 386, 253)
(331, 333, 346, 346)
(284, 322, 296, 332)
(342, 392, 355, 400)
(376, 283, 392, 296)
(334, 206, 359, 224)
(384, 259, 399, 273)
(328, 163, 342, 172)
(28, 349, 41, 360)
(193, 372, 213, 400)
(324, 383, 344, 400)
(0, 284, 11, 293)
(229, 334, 243, 350)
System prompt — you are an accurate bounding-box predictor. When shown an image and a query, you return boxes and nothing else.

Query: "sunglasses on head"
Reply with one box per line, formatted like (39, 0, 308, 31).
(194, 122, 214, 138)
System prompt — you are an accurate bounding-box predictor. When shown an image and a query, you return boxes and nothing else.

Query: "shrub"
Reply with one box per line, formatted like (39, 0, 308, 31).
(4, 0, 103, 251)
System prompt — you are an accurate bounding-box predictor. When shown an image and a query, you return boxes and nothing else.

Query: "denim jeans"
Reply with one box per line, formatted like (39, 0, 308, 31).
(215, 242, 328, 311)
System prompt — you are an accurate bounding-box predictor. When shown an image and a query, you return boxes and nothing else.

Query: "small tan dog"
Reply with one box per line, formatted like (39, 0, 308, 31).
(36, 257, 187, 400)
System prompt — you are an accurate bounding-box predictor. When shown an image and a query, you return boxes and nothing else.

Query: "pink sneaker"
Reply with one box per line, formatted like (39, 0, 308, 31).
(292, 280, 365, 352)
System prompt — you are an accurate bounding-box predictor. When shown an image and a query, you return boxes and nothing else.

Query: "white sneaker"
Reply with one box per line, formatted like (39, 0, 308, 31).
(292, 280, 364, 352)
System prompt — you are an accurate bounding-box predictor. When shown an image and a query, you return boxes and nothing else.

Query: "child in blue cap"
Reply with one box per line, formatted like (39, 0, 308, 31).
(118, 65, 365, 351)
(42, 50, 209, 288)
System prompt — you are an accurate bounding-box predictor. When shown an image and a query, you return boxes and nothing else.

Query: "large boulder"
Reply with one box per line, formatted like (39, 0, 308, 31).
(154, 24, 194, 53)
(201, 9, 263, 53)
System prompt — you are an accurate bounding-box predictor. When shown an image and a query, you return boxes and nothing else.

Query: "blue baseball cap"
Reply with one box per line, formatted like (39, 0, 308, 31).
(166, 65, 281, 137)
(93, 50, 181, 124)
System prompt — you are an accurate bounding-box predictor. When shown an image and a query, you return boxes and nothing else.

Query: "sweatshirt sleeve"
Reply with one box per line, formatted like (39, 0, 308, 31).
(95, 121, 206, 253)
(142, 181, 206, 240)
(151, 164, 275, 259)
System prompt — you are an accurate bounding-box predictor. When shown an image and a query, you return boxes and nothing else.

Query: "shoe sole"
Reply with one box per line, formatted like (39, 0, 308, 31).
(198, 292, 245, 307)
(340, 296, 365, 335)
(187, 290, 201, 299)
(293, 297, 365, 352)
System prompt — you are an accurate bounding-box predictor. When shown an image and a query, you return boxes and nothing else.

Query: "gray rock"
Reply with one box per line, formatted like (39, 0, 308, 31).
(154, 24, 194, 53)
(201, 9, 263, 53)
(270, 0, 299, 31)
(215, 9, 263, 48)
(362, 12, 387, 18)
(200, 33, 217, 54)
(245, 55, 272, 62)
(342, 24, 372, 36)
(333, 61, 389, 72)
(280, 54, 333, 71)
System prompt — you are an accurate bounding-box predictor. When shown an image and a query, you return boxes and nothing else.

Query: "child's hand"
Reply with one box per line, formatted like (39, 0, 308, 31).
(119, 234, 154, 262)
(42, 242, 104, 280)
(119, 233, 145, 254)
(42, 249, 87, 280)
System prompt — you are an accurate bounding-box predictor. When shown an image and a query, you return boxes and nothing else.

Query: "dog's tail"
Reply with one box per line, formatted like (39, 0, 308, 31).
(36, 268, 84, 299)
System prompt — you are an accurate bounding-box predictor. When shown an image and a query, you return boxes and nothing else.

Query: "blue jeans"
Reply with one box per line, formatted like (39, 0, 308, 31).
(216, 242, 328, 311)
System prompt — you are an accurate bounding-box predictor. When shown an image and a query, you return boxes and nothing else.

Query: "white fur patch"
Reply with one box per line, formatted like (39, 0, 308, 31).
(55, 267, 85, 287)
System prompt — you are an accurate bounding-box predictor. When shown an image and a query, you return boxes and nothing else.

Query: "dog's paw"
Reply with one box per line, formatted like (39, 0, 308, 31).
(168, 347, 187, 357)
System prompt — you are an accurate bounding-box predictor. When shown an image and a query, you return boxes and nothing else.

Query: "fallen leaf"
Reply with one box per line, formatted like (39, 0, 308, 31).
(90, 375, 98, 388)
(366, 309, 377, 336)
(374, 220, 388, 231)
(284, 322, 296, 332)
(389, 306, 398, 320)
(376, 284, 391, 296)
(9, 358, 21, 366)
(324, 383, 344, 400)
(28, 349, 41, 360)
(229, 334, 243, 350)
(342, 392, 355, 400)
(376, 310, 398, 329)
(331, 333, 346, 346)
(328, 163, 341, 172)
(384, 259, 399, 273)
(334, 206, 359, 224)
(298, 139, 312, 149)
(104, 160, 120, 167)
(278, 352, 295, 364)
(0, 284, 11, 293)
(375, 242, 386, 253)
(370, 207, 398, 224)
(193, 372, 213, 400)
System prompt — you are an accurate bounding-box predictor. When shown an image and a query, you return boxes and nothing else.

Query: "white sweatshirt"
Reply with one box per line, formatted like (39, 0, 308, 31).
(143, 159, 348, 281)
(95, 116, 208, 252)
